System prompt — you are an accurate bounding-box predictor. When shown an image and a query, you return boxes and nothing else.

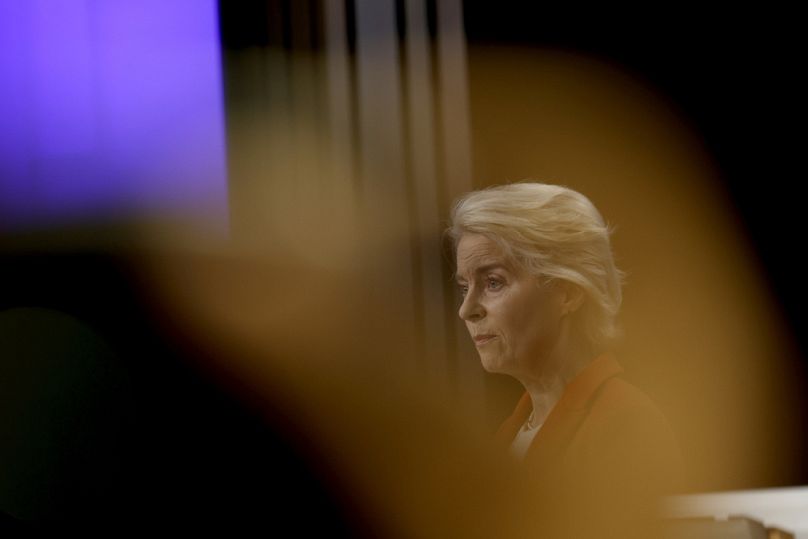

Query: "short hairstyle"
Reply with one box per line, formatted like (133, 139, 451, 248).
(448, 182, 624, 348)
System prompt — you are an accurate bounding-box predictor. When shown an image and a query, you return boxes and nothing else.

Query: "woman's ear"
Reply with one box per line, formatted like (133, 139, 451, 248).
(558, 280, 585, 315)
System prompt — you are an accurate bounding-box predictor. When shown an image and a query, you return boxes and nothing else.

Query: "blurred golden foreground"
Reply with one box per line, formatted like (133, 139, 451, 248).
(123, 46, 801, 537)
(133, 248, 670, 538)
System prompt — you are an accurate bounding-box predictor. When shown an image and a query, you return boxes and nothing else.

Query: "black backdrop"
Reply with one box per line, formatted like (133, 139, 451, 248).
(462, 1, 808, 485)
(463, 2, 806, 359)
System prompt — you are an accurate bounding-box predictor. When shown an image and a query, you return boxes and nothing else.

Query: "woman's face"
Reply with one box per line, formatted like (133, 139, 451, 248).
(455, 233, 567, 379)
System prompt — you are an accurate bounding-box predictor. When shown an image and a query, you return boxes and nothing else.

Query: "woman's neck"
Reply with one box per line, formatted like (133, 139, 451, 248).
(518, 328, 599, 427)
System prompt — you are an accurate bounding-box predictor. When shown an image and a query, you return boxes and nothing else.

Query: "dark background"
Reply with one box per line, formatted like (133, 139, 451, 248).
(463, 2, 808, 485)
(463, 1, 808, 486)
(463, 3, 806, 360)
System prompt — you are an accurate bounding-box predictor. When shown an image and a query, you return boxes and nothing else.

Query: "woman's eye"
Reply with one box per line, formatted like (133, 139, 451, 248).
(459, 284, 469, 297)
(487, 278, 503, 290)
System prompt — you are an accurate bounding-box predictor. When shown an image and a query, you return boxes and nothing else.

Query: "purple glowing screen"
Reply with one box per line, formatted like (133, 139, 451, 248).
(0, 0, 228, 231)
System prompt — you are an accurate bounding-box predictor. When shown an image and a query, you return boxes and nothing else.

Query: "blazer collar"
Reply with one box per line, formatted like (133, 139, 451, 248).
(495, 354, 624, 449)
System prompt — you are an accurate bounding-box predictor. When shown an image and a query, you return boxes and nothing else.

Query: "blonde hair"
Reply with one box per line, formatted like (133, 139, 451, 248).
(448, 182, 624, 348)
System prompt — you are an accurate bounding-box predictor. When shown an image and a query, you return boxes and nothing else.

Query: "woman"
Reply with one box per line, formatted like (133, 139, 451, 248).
(448, 182, 682, 535)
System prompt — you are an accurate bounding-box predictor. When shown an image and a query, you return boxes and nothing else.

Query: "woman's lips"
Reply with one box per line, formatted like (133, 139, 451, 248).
(473, 335, 497, 346)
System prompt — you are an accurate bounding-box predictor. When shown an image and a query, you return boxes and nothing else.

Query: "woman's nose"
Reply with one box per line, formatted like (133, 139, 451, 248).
(458, 291, 485, 321)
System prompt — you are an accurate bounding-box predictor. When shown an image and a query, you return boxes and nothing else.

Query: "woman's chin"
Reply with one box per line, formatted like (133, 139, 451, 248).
(479, 353, 509, 375)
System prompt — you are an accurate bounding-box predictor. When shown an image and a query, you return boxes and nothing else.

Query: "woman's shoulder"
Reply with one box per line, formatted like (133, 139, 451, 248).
(575, 375, 684, 482)
(585, 376, 676, 439)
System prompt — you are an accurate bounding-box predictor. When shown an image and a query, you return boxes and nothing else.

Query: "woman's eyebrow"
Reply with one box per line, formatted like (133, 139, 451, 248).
(455, 263, 508, 283)
(475, 263, 508, 275)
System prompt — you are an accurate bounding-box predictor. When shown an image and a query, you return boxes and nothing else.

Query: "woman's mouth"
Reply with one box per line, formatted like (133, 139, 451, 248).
(473, 334, 497, 346)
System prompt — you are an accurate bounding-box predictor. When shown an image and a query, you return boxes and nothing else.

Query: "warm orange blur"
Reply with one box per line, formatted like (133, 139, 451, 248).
(122, 44, 803, 537)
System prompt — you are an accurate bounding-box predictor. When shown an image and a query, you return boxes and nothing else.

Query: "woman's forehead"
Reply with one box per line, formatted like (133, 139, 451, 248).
(456, 234, 512, 274)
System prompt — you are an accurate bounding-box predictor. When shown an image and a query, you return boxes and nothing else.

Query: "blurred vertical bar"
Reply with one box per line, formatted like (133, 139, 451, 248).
(436, 0, 472, 197)
(219, 0, 270, 244)
(354, 0, 417, 365)
(288, 0, 324, 207)
(403, 0, 449, 383)
(435, 0, 480, 401)
(324, 0, 359, 224)
(260, 0, 294, 244)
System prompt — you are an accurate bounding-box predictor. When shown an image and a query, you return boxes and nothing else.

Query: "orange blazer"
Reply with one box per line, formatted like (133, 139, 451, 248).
(496, 354, 684, 536)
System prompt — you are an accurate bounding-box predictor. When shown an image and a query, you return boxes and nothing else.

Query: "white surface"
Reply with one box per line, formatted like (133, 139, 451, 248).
(664, 486, 808, 538)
